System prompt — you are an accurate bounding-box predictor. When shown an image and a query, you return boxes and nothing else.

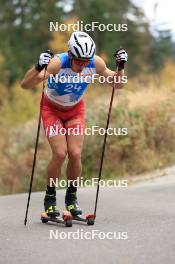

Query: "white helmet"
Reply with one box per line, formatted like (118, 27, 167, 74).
(68, 31, 96, 59)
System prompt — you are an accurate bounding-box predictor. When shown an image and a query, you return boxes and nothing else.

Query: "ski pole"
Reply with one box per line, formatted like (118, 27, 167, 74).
(93, 81, 117, 220)
(24, 68, 47, 226)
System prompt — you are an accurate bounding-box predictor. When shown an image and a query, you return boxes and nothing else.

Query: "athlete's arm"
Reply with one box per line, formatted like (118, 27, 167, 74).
(94, 53, 126, 89)
(21, 54, 61, 89)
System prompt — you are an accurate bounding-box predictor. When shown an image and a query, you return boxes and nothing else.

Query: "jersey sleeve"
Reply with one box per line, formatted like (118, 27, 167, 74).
(54, 53, 68, 68)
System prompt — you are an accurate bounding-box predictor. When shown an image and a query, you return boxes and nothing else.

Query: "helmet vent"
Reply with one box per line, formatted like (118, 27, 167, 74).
(73, 46, 81, 58)
(85, 43, 88, 53)
(89, 41, 94, 56)
(74, 34, 84, 55)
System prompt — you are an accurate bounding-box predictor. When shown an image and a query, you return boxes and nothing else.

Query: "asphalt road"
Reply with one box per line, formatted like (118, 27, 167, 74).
(0, 175, 175, 264)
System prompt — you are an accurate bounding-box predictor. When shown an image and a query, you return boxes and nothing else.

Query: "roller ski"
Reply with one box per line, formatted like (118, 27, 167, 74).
(41, 189, 73, 227)
(65, 187, 95, 226)
(41, 211, 73, 227)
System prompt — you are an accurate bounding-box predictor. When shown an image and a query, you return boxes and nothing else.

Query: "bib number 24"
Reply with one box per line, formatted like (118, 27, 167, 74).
(64, 84, 82, 93)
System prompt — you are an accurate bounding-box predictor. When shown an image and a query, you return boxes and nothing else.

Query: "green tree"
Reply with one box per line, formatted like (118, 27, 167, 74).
(149, 29, 175, 72)
(0, 0, 63, 86)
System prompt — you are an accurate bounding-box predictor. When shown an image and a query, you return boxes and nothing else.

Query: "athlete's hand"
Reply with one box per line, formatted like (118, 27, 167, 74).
(35, 50, 54, 72)
(114, 48, 128, 71)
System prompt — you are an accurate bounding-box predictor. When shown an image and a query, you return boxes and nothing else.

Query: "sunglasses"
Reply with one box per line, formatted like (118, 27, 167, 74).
(73, 58, 91, 66)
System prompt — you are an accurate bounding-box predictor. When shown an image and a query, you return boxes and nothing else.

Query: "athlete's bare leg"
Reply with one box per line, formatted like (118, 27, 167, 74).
(46, 134, 67, 186)
(66, 132, 84, 182)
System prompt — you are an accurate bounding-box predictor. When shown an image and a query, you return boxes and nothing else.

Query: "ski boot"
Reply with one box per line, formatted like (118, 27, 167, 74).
(44, 189, 60, 218)
(65, 187, 82, 217)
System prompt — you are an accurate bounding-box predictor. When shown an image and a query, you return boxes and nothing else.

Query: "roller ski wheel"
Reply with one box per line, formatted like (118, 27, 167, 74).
(41, 214, 48, 223)
(86, 214, 95, 225)
(62, 211, 73, 227)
